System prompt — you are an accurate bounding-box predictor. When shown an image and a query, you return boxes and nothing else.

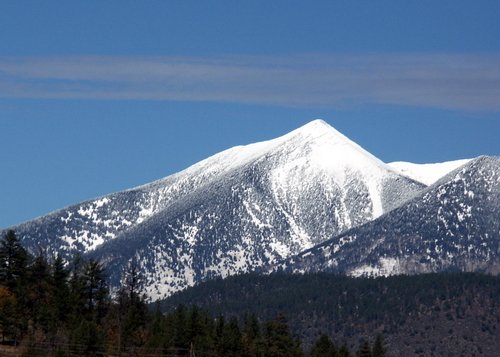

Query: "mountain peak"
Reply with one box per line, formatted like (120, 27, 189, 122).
(297, 118, 331, 131)
(282, 119, 385, 170)
(9, 118, 432, 299)
(177, 119, 369, 180)
(291, 119, 342, 138)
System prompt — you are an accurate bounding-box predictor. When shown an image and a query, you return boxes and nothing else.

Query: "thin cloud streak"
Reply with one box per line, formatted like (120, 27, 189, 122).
(0, 54, 499, 111)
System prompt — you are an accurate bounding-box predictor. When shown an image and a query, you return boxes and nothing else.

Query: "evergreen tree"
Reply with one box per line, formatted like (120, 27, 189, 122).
(356, 340, 372, 357)
(145, 301, 168, 350)
(242, 313, 263, 357)
(215, 314, 225, 356)
(0, 286, 18, 342)
(124, 259, 142, 301)
(310, 334, 338, 357)
(264, 314, 303, 357)
(371, 334, 387, 357)
(116, 286, 148, 349)
(0, 230, 28, 288)
(82, 259, 108, 321)
(116, 261, 148, 349)
(51, 254, 70, 323)
(68, 253, 86, 321)
(173, 304, 189, 351)
(28, 253, 53, 333)
(70, 319, 105, 356)
(188, 306, 216, 356)
(221, 316, 243, 357)
(338, 344, 351, 357)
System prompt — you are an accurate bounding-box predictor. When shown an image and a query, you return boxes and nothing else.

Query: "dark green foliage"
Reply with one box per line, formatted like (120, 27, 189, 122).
(52, 254, 70, 323)
(160, 272, 500, 355)
(371, 334, 387, 357)
(264, 314, 303, 357)
(70, 319, 106, 356)
(173, 304, 189, 349)
(144, 301, 168, 350)
(114, 261, 149, 349)
(82, 259, 108, 319)
(338, 344, 351, 357)
(356, 340, 372, 357)
(242, 312, 264, 357)
(0, 231, 355, 356)
(0, 230, 29, 341)
(28, 254, 54, 333)
(310, 334, 338, 357)
(0, 285, 18, 341)
(221, 316, 243, 357)
(2, 230, 499, 356)
(162, 272, 500, 324)
(0, 230, 28, 289)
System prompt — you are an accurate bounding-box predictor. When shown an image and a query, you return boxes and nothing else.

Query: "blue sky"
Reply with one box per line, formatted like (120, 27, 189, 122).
(1, 1, 499, 227)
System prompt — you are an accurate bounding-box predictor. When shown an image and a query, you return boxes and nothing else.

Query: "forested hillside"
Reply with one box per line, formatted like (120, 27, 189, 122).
(2, 229, 498, 356)
(0, 230, 380, 356)
(161, 272, 500, 356)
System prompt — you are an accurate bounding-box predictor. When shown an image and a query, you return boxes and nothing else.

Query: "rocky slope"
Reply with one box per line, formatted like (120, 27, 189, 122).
(6, 120, 425, 299)
(5, 120, 497, 300)
(274, 156, 500, 276)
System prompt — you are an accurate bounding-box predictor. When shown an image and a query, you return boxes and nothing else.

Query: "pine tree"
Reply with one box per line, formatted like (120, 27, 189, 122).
(68, 254, 86, 309)
(371, 334, 387, 357)
(117, 261, 148, 348)
(0, 230, 29, 288)
(189, 306, 216, 356)
(0, 286, 18, 342)
(264, 314, 303, 357)
(118, 288, 148, 349)
(70, 318, 106, 356)
(145, 301, 168, 350)
(51, 254, 70, 323)
(0, 231, 30, 339)
(356, 340, 372, 357)
(221, 316, 243, 357)
(338, 344, 351, 357)
(82, 259, 108, 321)
(310, 334, 339, 357)
(28, 253, 53, 334)
(242, 313, 263, 357)
(173, 304, 189, 350)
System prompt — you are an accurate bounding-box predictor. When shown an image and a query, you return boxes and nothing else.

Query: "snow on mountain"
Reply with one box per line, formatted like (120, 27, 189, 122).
(274, 156, 500, 277)
(388, 159, 471, 186)
(7, 119, 425, 299)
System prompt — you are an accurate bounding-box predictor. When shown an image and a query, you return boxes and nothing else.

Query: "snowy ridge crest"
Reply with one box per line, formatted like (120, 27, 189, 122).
(7, 119, 494, 300)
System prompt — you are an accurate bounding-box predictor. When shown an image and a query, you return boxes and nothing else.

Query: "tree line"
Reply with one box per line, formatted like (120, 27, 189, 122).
(0, 230, 387, 356)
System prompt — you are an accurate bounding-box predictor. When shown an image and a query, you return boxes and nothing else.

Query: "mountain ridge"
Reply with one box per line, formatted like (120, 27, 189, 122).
(4, 120, 497, 299)
(272, 155, 500, 277)
(388, 158, 471, 185)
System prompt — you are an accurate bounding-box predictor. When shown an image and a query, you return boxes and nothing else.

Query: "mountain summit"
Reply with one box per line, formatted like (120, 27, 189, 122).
(7, 119, 491, 299)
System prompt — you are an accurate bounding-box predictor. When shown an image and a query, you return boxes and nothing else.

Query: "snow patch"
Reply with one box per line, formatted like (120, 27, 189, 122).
(388, 159, 470, 186)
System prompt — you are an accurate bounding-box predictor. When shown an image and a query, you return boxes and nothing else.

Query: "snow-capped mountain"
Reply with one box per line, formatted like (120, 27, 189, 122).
(274, 156, 500, 276)
(388, 159, 471, 185)
(7, 119, 426, 299)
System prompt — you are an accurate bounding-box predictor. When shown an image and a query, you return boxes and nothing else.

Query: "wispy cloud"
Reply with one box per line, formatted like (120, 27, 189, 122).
(0, 54, 499, 111)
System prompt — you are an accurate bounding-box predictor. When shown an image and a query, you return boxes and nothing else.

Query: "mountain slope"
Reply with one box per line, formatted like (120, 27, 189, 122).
(388, 159, 471, 185)
(7, 120, 424, 299)
(274, 156, 500, 276)
(160, 272, 500, 356)
(87, 120, 425, 298)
